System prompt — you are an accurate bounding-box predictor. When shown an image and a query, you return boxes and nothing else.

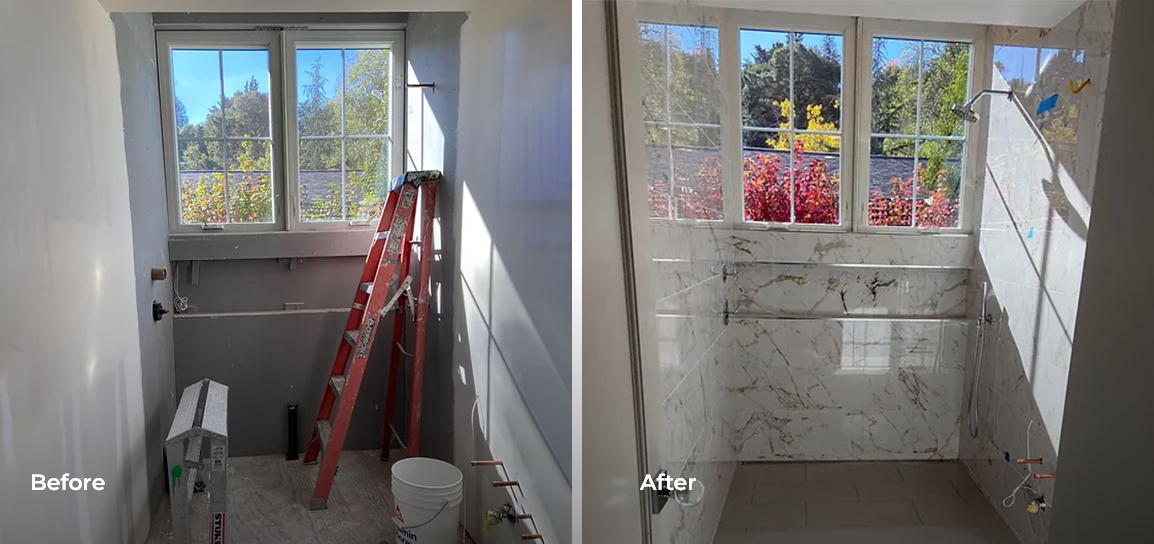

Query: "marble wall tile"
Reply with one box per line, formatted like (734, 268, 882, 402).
(727, 319, 966, 460)
(735, 264, 969, 317)
(728, 229, 973, 268)
(963, 3, 1114, 543)
(726, 406, 962, 461)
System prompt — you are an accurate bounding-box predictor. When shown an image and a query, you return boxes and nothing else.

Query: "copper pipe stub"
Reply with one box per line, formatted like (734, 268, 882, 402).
(493, 480, 520, 487)
(1016, 458, 1043, 465)
(1033, 473, 1057, 479)
(516, 513, 533, 520)
(471, 460, 504, 466)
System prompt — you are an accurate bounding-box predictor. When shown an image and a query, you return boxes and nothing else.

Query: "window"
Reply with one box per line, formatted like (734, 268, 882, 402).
(633, 10, 984, 233)
(993, 45, 1084, 169)
(158, 30, 403, 234)
(740, 28, 845, 226)
(638, 22, 723, 221)
(866, 37, 971, 229)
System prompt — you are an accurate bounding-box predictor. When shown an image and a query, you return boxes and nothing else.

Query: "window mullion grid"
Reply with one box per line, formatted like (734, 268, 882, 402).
(788, 32, 796, 224)
(218, 49, 231, 224)
(664, 25, 675, 220)
(912, 40, 924, 228)
(340, 48, 348, 221)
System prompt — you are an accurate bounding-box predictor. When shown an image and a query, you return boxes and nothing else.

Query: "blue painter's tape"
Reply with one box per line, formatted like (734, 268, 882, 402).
(1037, 94, 1059, 116)
(1028, 226, 1035, 239)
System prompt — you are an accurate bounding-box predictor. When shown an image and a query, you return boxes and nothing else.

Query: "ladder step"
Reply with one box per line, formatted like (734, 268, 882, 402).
(375, 230, 390, 240)
(316, 420, 333, 454)
(185, 435, 203, 468)
(343, 329, 359, 345)
(359, 282, 373, 294)
(329, 375, 346, 398)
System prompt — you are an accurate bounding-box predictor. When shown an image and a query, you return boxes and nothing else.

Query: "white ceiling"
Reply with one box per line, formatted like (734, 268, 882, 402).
(666, 0, 1083, 28)
(97, 0, 475, 12)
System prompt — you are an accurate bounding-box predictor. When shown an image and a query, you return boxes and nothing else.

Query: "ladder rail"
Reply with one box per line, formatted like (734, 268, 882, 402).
(407, 181, 438, 455)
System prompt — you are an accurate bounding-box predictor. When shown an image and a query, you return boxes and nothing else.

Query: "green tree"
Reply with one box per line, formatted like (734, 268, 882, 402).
(740, 39, 841, 146)
(175, 97, 189, 128)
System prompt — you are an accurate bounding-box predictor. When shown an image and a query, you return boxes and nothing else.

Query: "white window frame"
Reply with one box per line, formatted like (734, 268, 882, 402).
(635, 3, 726, 226)
(854, 18, 988, 234)
(157, 29, 405, 235)
(631, 3, 992, 235)
(284, 30, 406, 231)
(158, 30, 285, 234)
(727, 10, 857, 232)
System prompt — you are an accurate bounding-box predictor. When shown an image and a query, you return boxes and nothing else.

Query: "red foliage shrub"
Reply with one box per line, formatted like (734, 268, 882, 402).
(648, 140, 958, 228)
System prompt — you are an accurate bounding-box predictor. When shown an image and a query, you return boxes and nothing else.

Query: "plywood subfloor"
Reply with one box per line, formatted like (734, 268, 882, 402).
(145, 450, 444, 544)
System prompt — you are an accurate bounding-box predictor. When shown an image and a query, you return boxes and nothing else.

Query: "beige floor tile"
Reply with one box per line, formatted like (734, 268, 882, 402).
(727, 478, 757, 504)
(856, 480, 962, 502)
(805, 462, 902, 483)
(898, 461, 967, 482)
(718, 502, 807, 530)
(913, 500, 1004, 526)
(714, 526, 1000, 544)
(806, 501, 921, 527)
(737, 463, 807, 483)
(752, 482, 858, 504)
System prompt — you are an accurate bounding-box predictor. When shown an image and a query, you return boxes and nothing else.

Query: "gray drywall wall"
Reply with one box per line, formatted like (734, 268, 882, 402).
(113, 12, 178, 521)
(405, 11, 466, 462)
(1048, 1, 1151, 541)
(0, 0, 152, 542)
(452, 1, 572, 542)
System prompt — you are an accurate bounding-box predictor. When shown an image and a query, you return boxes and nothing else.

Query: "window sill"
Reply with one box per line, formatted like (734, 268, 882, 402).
(169, 230, 375, 261)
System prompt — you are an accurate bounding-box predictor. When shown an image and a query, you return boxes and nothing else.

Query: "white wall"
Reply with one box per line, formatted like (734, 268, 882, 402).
(0, 0, 152, 542)
(452, 0, 572, 542)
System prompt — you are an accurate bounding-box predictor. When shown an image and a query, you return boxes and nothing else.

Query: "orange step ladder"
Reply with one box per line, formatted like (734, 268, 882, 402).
(303, 170, 440, 510)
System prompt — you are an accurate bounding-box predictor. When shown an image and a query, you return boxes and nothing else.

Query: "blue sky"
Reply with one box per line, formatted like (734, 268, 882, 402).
(172, 48, 361, 125)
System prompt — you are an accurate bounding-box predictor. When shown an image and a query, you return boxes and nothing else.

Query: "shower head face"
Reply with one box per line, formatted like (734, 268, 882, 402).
(951, 104, 980, 123)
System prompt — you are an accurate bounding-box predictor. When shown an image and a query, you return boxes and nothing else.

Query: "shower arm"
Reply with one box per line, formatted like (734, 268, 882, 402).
(962, 89, 1015, 110)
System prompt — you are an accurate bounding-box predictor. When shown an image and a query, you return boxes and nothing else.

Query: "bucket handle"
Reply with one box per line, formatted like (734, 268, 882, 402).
(395, 500, 449, 530)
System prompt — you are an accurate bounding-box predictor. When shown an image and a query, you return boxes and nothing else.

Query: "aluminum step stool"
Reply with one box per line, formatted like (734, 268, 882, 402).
(165, 379, 229, 544)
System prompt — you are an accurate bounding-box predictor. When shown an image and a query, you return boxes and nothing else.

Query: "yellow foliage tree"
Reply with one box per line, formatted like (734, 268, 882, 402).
(767, 99, 840, 153)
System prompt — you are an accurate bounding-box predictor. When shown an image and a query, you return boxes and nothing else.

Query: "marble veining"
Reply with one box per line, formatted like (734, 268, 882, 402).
(735, 264, 969, 317)
(728, 319, 966, 460)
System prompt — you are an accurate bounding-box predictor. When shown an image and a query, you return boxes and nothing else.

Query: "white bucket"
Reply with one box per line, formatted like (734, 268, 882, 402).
(392, 457, 463, 544)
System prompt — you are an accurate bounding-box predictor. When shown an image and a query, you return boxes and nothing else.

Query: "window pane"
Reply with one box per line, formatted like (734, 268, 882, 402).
(645, 125, 672, 219)
(868, 136, 916, 227)
(794, 135, 841, 225)
(297, 49, 342, 137)
(870, 37, 919, 135)
(666, 26, 720, 125)
(222, 50, 271, 137)
(177, 140, 224, 225)
(920, 40, 970, 137)
(740, 29, 790, 131)
(299, 139, 342, 221)
(225, 140, 273, 223)
(638, 23, 668, 123)
(171, 50, 221, 138)
(671, 126, 722, 220)
(916, 139, 962, 228)
(345, 138, 389, 221)
(743, 130, 790, 223)
(344, 49, 391, 136)
(791, 32, 843, 131)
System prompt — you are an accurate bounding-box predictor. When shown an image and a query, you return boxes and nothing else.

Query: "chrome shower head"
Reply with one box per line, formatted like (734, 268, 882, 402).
(951, 104, 980, 123)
